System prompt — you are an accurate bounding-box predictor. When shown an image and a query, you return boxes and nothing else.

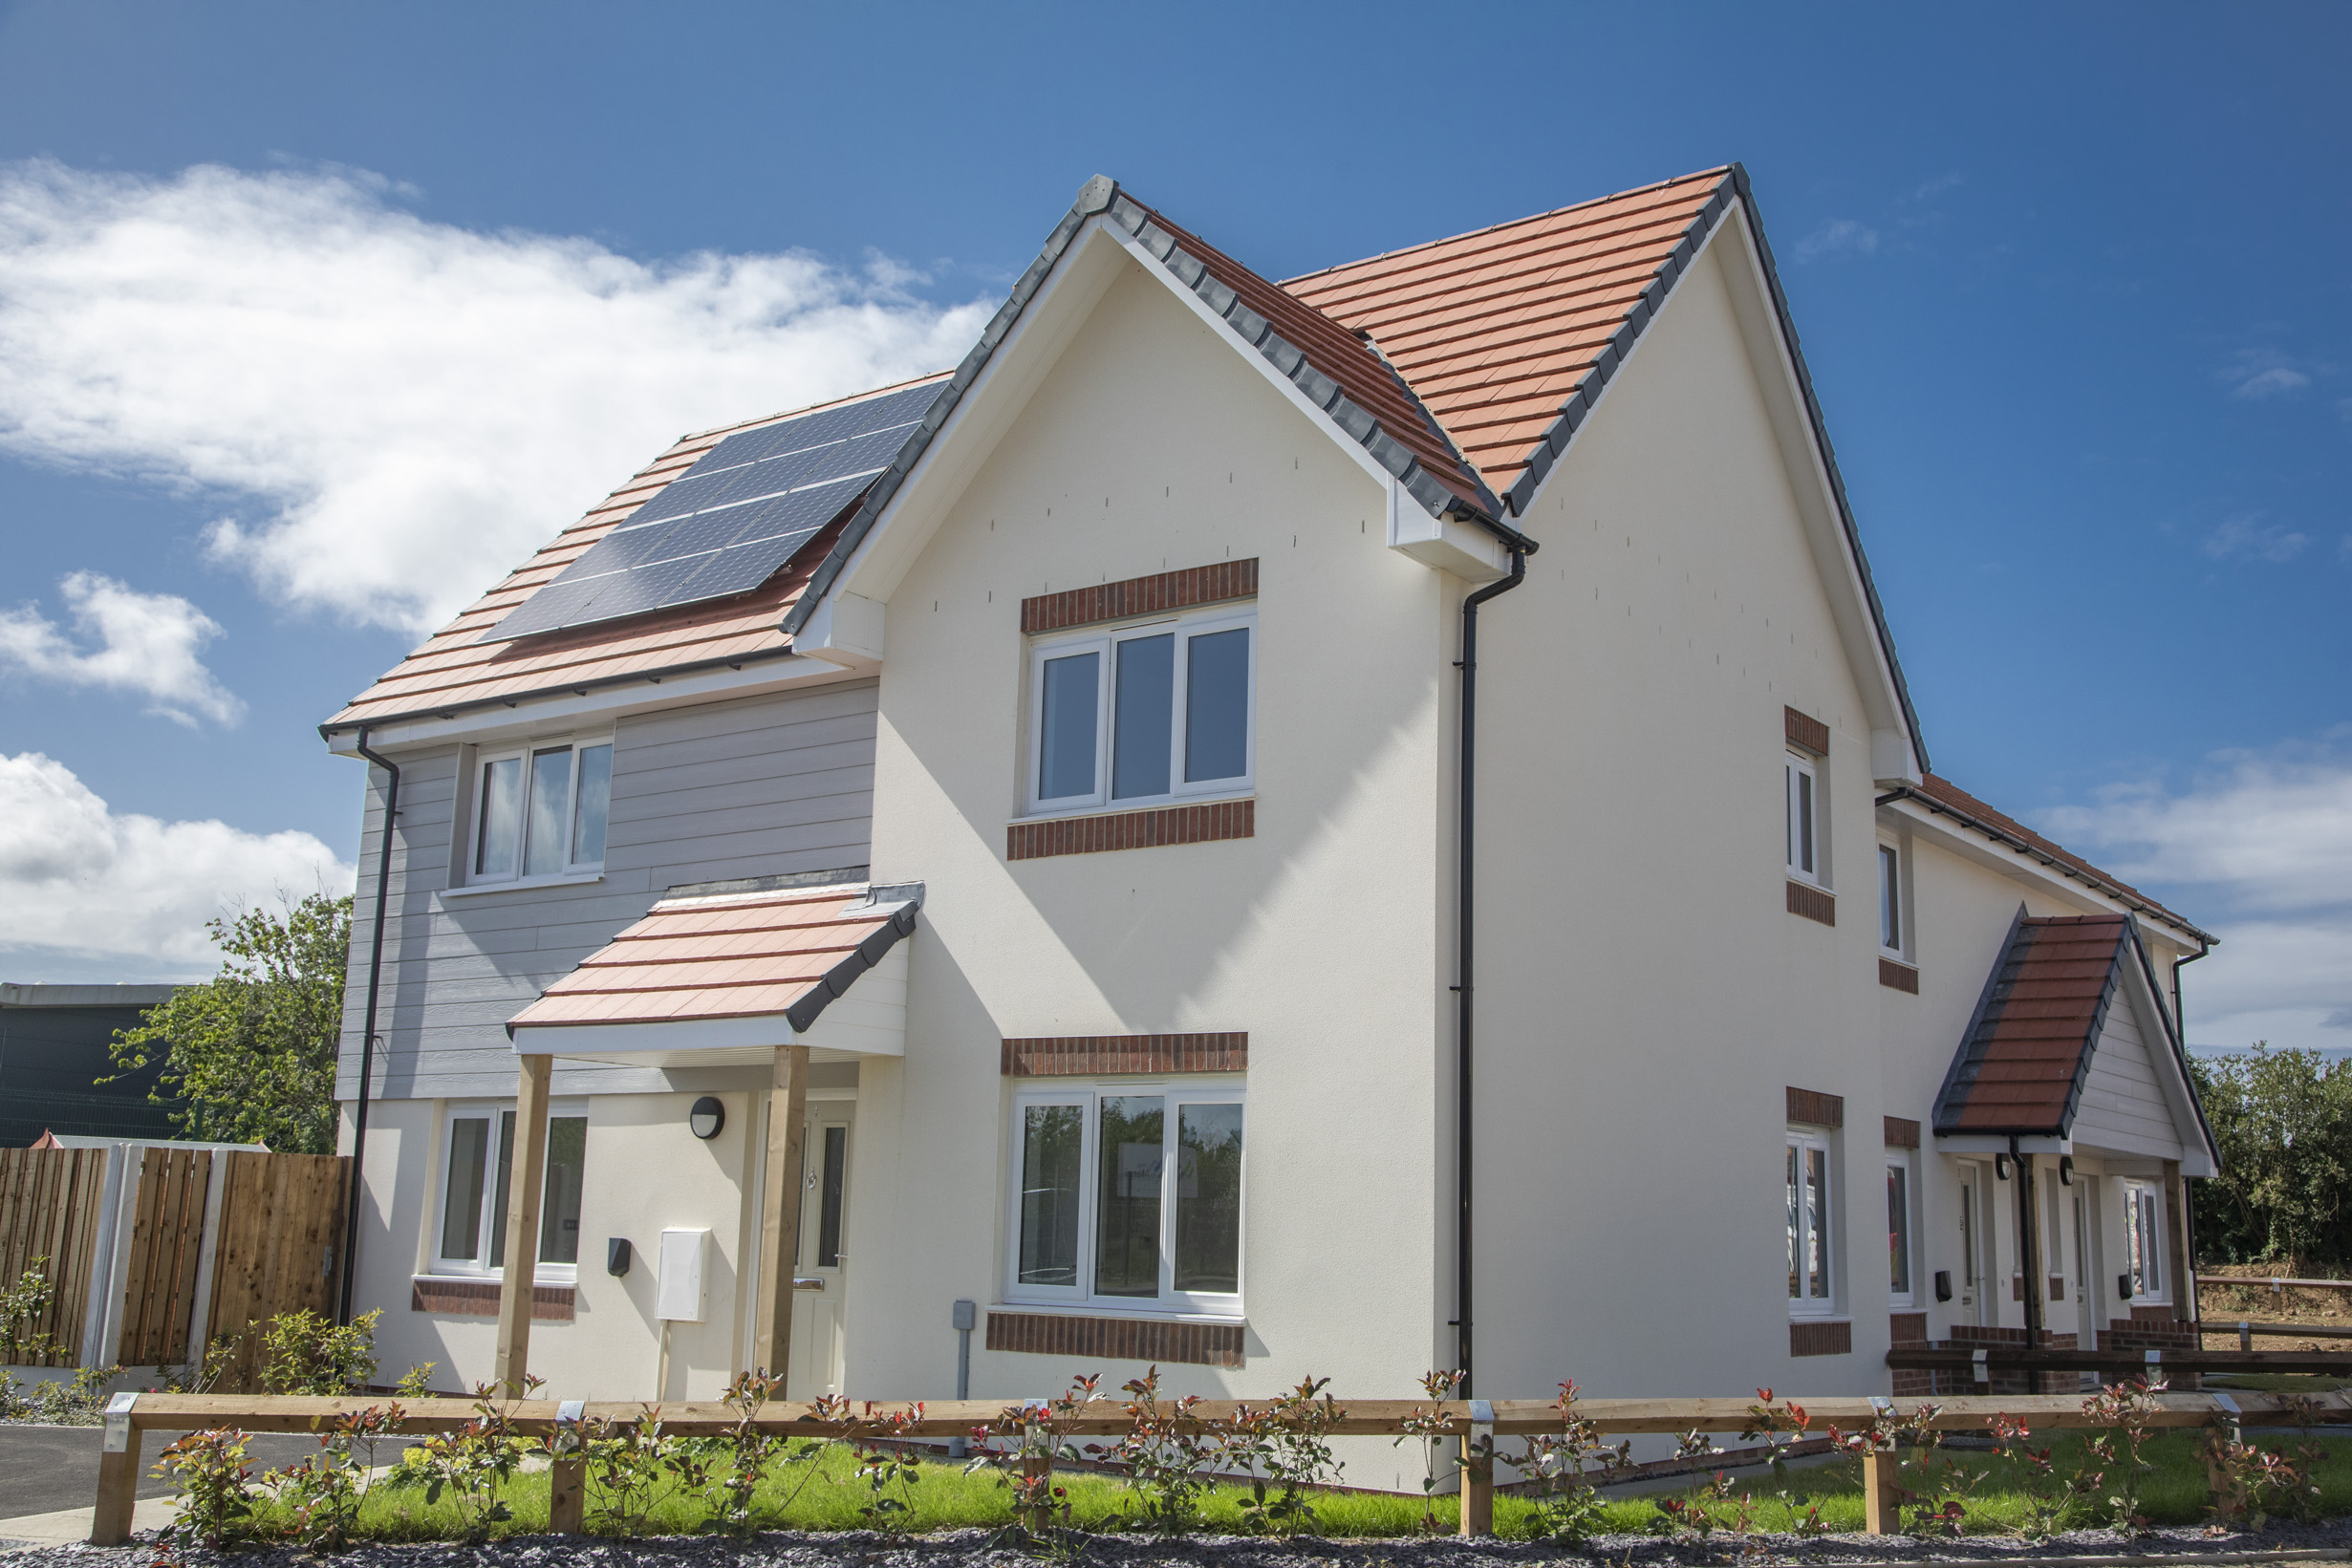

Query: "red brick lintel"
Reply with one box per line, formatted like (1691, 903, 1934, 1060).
(1007, 800, 1253, 861)
(1022, 559, 1258, 635)
(411, 1277, 573, 1321)
(1003, 1033, 1247, 1077)
(987, 1309, 1244, 1368)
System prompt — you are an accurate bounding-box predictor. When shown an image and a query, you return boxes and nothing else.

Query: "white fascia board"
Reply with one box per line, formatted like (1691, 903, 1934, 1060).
(322, 653, 860, 757)
(1935, 1134, 2071, 1156)
(1712, 207, 1920, 784)
(512, 1012, 907, 1061)
(1877, 795, 2208, 947)
(1386, 472, 1509, 581)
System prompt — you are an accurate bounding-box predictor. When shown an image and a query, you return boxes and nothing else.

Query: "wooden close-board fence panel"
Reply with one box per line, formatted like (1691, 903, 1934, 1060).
(0, 1146, 110, 1367)
(204, 1151, 347, 1391)
(117, 1148, 213, 1368)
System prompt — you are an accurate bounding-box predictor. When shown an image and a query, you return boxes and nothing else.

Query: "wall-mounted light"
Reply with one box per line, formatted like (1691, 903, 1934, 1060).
(1994, 1153, 2012, 1180)
(1933, 1270, 1953, 1302)
(2059, 1155, 2075, 1187)
(607, 1237, 632, 1277)
(2118, 1272, 2135, 1301)
(689, 1096, 725, 1140)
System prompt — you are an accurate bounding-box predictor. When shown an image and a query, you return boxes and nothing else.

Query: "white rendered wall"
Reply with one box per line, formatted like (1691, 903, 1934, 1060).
(853, 252, 1453, 1473)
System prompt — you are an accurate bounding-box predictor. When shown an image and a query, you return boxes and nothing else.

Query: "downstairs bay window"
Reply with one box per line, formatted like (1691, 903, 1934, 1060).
(1007, 1084, 1243, 1314)
(436, 1101, 588, 1279)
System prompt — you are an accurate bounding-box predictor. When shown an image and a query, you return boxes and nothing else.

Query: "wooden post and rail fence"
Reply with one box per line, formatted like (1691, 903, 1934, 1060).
(87, 1386, 2352, 1547)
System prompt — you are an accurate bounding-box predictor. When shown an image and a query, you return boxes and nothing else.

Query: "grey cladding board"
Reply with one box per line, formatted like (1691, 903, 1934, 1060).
(480, 383, 947, 643)
(336, 679, 880, 1103)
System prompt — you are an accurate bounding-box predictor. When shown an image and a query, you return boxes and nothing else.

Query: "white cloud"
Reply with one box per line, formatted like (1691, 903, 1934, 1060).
(0, 571, 243, 724)
(2202, 512, 2311, 564)
(0, 751, 352, 974)
(2038, 745, 2352, 1051)
(0, 160, 998, 634)
(2220, 348, 2312, 401)
(1794, 218, 1879, 263)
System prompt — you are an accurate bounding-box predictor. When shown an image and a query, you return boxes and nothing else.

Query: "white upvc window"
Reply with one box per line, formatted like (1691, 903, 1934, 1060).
(1025, 608, 1255, 816)
(1005, 1082, 1244, 1316)
(1787, 1130, 1835, 1316)
(469, 736, 614, 884)
(1886, 1153, 1914, 1307)
(1785, 750, 1822, 885)
(2123, 1178, 2168, 1303)
(435, 1099, 589, 1281)
(1877, 841, 1906, 956)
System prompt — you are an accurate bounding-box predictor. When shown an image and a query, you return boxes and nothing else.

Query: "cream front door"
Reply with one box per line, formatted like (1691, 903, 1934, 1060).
(787, 1104, 852, 1402)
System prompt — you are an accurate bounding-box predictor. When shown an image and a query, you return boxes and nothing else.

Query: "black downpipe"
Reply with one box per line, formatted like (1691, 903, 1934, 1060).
(1455, 544, 1529, 1396)
(338, 729, 401, 1325)
(2012, 1134, 2043, 1342)
(2174, 947, 2209, 1331)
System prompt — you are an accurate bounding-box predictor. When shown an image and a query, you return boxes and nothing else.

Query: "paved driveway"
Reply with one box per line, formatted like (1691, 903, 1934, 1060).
(0, 1425, 385, 1522)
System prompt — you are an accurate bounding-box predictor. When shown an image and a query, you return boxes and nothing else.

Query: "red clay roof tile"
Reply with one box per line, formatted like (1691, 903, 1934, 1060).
(1934, 915, 2134, 1135)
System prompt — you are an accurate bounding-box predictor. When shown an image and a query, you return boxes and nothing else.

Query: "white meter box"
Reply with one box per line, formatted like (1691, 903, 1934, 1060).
(657, 1228, 709, 1321)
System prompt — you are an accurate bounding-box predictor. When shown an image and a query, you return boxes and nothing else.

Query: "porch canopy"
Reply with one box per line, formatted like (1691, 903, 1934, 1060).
(505, 879, 919, 1065)
(487, 879, 918, 1397)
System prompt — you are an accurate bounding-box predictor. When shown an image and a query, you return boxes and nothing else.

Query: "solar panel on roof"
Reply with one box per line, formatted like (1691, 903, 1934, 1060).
(480, 379, 946, 642)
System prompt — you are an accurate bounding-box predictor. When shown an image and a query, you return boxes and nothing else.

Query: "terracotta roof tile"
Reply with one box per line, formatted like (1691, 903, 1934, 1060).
(1933, 915, 2133, 1135)
(507, 885, 917, 1036)
(1287, 169, 1733, 501)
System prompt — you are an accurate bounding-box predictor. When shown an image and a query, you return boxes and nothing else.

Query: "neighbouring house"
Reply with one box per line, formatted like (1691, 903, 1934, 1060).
(0, 984, 184, 1148)
(317, 166, 2217, 1450)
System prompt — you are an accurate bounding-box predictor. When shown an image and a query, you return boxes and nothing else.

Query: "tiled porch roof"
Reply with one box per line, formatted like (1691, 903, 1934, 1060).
(1933, 914, 2131, 1136)
(506, 884, 917, 1039)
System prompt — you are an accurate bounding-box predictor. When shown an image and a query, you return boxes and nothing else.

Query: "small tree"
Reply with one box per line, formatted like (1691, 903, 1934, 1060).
(109, 892, 353, 1153)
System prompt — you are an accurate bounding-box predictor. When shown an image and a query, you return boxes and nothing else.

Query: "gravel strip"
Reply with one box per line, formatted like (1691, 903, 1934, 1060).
(11, 1522, 2352, 1568)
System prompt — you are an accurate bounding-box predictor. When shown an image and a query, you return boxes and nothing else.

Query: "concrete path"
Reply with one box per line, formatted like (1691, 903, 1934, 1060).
(0, 1424, 377, 1552)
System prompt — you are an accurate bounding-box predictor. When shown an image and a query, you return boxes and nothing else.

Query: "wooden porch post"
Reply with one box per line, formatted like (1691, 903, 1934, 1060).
(751, 1044, 810, 1380)
(493, 1054, 553, 1397)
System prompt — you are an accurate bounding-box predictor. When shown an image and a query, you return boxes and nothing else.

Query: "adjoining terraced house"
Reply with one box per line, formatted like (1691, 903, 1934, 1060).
(320, 167, 2217, 1468)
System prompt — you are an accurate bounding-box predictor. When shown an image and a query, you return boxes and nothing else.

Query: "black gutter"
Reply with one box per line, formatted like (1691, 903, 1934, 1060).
(338, 728, 400, 1326)
(1454, 543, 1531, 1395)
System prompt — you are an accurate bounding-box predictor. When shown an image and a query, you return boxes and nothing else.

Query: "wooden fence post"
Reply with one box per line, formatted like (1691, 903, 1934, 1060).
(493, 1055, 553, 1398)
(1862, 1449, 1898, 1535)
(550, 1457, 586, 1533)
(90, 1393, 141, 1546)
(1458, 1400, 1495, 1536)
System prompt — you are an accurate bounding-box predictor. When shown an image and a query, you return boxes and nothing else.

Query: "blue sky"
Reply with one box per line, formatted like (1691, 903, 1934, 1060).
(0, 1, 2345, 1050)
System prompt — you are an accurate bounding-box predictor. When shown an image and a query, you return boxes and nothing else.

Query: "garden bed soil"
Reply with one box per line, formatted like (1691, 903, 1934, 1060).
(16, 1522, 2352, 1568)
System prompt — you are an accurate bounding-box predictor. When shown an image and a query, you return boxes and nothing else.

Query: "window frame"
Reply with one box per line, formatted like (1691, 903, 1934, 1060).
(432, 1097, 589, 1283)
(465, 734, 615, 887)
(1877, 839, 1908, 958)
(1003, 1079, 1246, 1318)
(1023, 608, 1257, 818)
(1785, 749, 1823, 886)
(2122, 1178, 2168, 1304)
(1886, 1151, 1915, 1309)
(1787, 1128, 1836, 1318)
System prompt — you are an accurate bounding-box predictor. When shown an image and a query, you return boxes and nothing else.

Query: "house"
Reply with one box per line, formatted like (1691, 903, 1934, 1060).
(0, 983, 184, 1148)
(318, 166, 2217, 1449)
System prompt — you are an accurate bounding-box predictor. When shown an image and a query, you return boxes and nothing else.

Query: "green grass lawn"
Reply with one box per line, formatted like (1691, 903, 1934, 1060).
(208, 1424, 2352, 1544)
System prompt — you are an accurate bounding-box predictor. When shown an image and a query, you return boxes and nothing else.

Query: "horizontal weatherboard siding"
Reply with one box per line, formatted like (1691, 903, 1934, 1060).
(338, 679, 879, 1102)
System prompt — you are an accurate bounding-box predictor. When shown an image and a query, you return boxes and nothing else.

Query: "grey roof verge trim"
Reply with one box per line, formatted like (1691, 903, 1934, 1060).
(1875, 784, 2214, 944)
(318, 642, 808, 740)
(1498, 165, 1928, 774)
(782, 175, 1536, 639)
(783, 902, 918, 1034)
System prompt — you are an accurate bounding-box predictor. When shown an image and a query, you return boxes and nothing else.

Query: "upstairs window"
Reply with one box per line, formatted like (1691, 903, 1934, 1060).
(1878, 842, 1905, 955)
(472, 738, 613, 883)
(1027, 609, 1254, 815)
(1785, 750, 1821, 885)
